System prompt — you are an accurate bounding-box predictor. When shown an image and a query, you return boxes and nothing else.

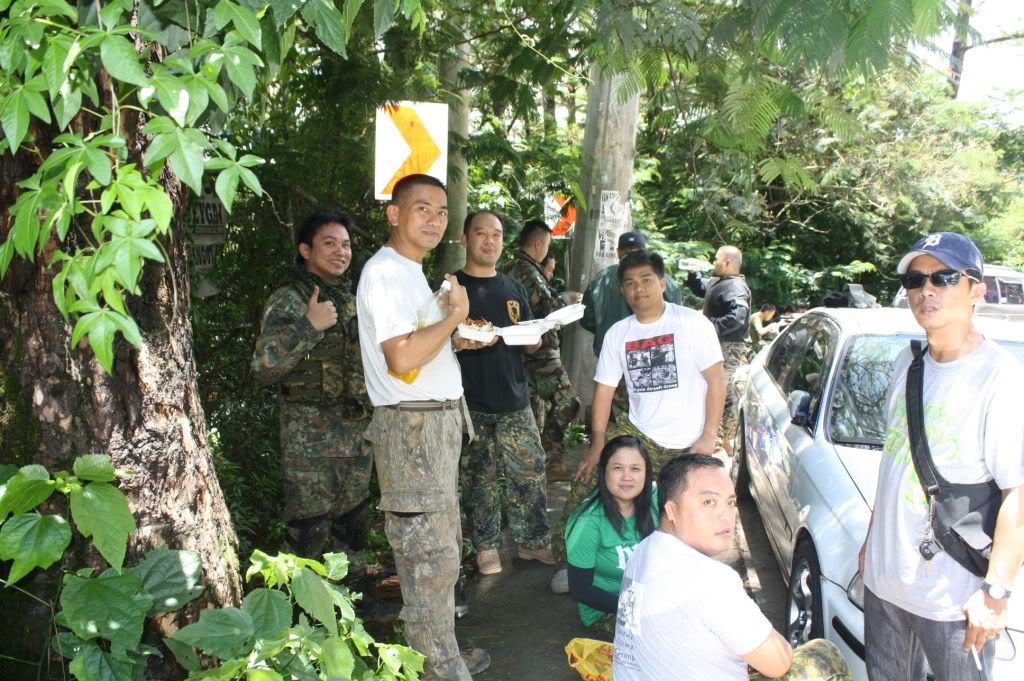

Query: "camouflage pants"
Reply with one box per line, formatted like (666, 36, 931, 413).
(553, 419, 688, 563)
(462, 407, 551, 551)
(527, 358, 581, 461)
(749, 638, 851, 681)
(366, 403, 472, 681)
(280, 421, 372, 522)
(718, 341, 750, 454)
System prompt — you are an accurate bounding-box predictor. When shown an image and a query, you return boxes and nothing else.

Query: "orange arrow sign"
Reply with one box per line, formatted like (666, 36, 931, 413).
(382, 104, 442, 195)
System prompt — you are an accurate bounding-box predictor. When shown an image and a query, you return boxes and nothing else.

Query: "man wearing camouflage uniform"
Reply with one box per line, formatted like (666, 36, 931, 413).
(252, 209, 372, 567)
(683, 245, 751, 457)
(503, 219, 582, 476)
(455, 210, 555, 576)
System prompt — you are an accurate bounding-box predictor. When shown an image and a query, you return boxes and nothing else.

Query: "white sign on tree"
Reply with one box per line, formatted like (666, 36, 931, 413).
(374, 101, 448, 200)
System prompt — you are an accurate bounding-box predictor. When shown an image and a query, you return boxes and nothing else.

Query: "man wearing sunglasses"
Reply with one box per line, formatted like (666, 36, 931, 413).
(859, 232, 1024, 681)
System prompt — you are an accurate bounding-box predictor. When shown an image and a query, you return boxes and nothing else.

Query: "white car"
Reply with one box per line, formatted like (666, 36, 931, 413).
(894, 264, 1024, 321)
(733, 307, 1024, 680)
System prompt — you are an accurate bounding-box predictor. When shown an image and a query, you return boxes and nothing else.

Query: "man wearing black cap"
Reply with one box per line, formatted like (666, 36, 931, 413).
(581, 232, 685, 357)
(859, 232, 1024, 681)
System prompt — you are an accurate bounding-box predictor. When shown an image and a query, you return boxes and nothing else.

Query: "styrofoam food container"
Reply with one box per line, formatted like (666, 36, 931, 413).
(546, 303, 585, 326)
(458, 323, 497, 343)
(498, 325, 544, 345)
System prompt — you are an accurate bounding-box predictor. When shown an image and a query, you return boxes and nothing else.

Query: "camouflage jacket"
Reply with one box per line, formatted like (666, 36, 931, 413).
(503, 250, 568, 361)
(252, 266, 370, 423)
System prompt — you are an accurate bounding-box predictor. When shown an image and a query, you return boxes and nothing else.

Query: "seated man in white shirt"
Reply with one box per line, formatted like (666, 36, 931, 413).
(612, 453, 851, 680)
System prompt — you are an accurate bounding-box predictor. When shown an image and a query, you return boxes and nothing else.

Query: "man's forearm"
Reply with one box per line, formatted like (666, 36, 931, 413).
(701, 369, 726, 441)
(590, 384, 614, 443)
(986, 485, 1024, 589)
(383, 315, 461, 375)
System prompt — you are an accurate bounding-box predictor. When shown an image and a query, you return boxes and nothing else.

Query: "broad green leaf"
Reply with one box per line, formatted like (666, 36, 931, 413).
(60, 571, 152, 657)
(214, 166, 239, 213)
(327, 584, 356, 623)
(183, 77, 210, 126)
(44, 36, 72, 99)
(321, 637, 355, 681)
(373, 0, 396, 40)
(242, 588, 291, 639)
(141, 186, 174, 233)
(238, 166, 262, 196)
(69, 641, 134, 681)
(323, 553, 349, 581)
(1, 89, 30, 154)
(162, 637, 200, 672)
(291, 567, 337, 636)
(154, 78, 190, 127)
(173, 607, 255, 660)
(0, 465, 56, 520)
(135, 547, 204, 613)
(246, 670, 282, 681)
(55, 85, 83, 130)
(73, 455, 116, 482)
(85, 148, 112, 186)
(143, 118, 208, 195)
(223, 47, 258, 100)
(70, 481, 136, 569)
(0, 464, 18, 485)
(204, 79, 230, 112)
(100, 35, 150, 87)
(52, 630, 87, 660)
(23, 87, 51, 124)
(0, 513, 71, 583)
(237, 154, 263, 168)
(342, 0, 366, 43)
(269, 0, 302, 26)
(302, 0, 347, 56)
(215, 0, 262, 49)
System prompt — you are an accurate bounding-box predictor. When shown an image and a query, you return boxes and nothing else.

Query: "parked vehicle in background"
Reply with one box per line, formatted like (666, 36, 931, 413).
(733, 307, 1024, 681)
(894, 264, 1024, 320)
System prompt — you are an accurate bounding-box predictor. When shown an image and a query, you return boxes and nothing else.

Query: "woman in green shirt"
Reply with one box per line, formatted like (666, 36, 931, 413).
(565, 435, 658, 633)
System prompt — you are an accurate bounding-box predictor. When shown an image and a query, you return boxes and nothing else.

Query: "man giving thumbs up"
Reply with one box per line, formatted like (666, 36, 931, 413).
(252, 209, 372, 572)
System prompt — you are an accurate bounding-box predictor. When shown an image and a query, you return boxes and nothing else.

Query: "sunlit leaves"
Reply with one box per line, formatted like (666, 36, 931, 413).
(144, 116, 210, 194)
(302, 0, 348, 57)
(215, 0, 263, 50)
(0, 513, 72, 584)
(100, 34, 150, 87)
(69, 480, 136, 569)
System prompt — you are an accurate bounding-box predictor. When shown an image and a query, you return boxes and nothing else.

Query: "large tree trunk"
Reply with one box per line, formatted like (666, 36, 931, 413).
(562, 64, 641, 408)
(434, 15, 470, 275)
(0, 160, 242, 679)
(948, 0, 973, 98)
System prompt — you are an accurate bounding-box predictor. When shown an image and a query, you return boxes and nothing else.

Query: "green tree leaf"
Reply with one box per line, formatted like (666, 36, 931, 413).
(135, 547, 204, 613)
(163, 637, 200, 672)
(322, 552, 349, 581)
(246, 670, 282, 681)
(69, 641, 135, 681)
(60, 571, 152, 658)
(302, 0, 348, 57)
(0, 465, 56, 520)
(73, 454, 116, 482)
(215, 0, 262, 50)
(214, 166, 240, 213)
(100, 35, 150, 87)
(321, 637, 355, 681)
(0, 513, 71, 584)
(172, 607, 255, 660)
(242, 588, 291, 639)
(70, 481, 136, 569)
(373, 0, 396, 39)
(1, 89, 30, 154)
(143, 118, 209, 195)
(291, 567, 338, 636)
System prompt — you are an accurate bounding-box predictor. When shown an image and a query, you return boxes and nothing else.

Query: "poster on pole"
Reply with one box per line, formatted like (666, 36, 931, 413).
(544, 195, 577, 239)
(594, 189, 630, 268)
(183, 185, 227, 298)
(374, 101, 448, 200)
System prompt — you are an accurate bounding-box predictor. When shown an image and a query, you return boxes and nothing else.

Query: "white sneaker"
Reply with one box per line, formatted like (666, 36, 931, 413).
(550, 567, 569, 594)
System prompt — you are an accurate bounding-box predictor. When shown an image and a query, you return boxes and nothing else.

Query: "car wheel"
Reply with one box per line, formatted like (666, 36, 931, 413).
(783, 541, 824, 647)
(731, 414, 751, 499)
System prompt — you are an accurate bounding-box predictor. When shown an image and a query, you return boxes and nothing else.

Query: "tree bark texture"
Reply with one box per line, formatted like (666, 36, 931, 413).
(435, 22, 471, 275)
(948, 0, 973, 98)
(0, 149, 242, 680)
(562, 64, 641, 407)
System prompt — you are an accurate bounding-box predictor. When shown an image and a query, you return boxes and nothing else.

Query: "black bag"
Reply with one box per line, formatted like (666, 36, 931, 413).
(906, 340, 1001, 578)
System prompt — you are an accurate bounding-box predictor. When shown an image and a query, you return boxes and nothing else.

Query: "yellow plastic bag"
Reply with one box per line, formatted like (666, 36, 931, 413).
(565, 637, 614, 681)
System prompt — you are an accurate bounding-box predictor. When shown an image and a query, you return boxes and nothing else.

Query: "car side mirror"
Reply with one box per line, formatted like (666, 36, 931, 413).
(787, 390, 812, 428)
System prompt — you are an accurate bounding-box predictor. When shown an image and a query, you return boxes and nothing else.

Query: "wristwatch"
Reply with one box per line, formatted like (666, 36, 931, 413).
(982, 581, 1012, 600)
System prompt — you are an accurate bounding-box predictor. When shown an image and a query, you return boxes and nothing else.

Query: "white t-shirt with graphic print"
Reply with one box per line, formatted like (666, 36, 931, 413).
(864, 339, 1024, 621)
(595, 303, 723, 449)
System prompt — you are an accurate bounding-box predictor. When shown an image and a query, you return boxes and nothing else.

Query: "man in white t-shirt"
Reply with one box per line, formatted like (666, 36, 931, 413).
(356, 174, 491, 680)
(860, 233, 1024, 681)
(577, 250, 725, 478)
(613, 453, 850, 680)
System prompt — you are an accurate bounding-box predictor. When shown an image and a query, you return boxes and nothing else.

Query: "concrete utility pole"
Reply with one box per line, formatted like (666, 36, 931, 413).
(562, 63, 641, 407)
(435, 28, 470, 274)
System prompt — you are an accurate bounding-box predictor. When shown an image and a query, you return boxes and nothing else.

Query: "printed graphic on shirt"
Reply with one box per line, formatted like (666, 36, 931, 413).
(883, 395, 962, 509)
(615, 544, 636, 569)
(616, 576, 643, 636)
(507, 299, 521, 323)
(624, 334, 678, 393)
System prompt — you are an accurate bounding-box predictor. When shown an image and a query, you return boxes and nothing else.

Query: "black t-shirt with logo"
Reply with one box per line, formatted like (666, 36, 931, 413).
(455, 270, 533, 413)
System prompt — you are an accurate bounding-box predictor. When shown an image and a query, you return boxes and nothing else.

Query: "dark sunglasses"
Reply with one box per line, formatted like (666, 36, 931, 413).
(901, 269, 980, 290)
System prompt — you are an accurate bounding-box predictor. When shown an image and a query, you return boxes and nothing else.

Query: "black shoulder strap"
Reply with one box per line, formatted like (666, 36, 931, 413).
(905, 340, 949, 497)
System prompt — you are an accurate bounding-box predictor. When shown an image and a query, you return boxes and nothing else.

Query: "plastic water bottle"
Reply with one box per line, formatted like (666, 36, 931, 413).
(389, 280, 451, 384)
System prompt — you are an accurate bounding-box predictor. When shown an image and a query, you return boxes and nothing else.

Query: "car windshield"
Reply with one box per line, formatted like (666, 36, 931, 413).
(829, 334, 1024, 448)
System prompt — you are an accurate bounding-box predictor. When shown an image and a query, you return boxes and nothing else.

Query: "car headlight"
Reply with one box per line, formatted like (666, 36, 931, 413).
(847, 572, 865, 611)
